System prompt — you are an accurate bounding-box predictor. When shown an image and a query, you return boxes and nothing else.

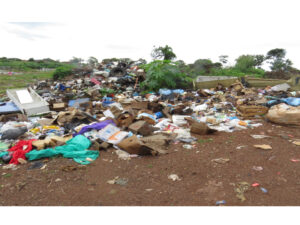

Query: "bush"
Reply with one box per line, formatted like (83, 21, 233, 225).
(140, 60, 192, 92)
(0, 58, 65, 71)
(210, 67, 265, 78)
(52, 65, 73, 80)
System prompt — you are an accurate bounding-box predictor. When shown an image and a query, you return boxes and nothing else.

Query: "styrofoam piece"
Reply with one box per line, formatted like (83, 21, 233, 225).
(6, 87, 50, 116)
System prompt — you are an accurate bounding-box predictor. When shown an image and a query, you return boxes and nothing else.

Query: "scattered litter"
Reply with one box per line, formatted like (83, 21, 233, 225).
(254, 144, 272, 150)
(2, 164, 18, 170)
(115, 150, 131, 160)
(183, 144, 193, 149)
(252, 166, 263, 171)
(211, 158, 230, 164)
(292, 141, 300, 146)
(260, 187, 268, 193)
(251, 135, 271, 139)
(107, 176, 128, 186)
(28, 161, 45, 170)
(168, 174, 181, 181)
(290, 159, 300, 162)
(1, 56, 299, 206)
(234, 182, 250, 202)
(216, 200, 226, 206)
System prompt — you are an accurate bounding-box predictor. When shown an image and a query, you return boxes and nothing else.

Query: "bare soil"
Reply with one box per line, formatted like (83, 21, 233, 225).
(1, 120, 300, 206)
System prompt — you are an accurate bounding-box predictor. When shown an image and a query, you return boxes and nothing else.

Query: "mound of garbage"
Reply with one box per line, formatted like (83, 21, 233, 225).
(1, 59, 300, 168)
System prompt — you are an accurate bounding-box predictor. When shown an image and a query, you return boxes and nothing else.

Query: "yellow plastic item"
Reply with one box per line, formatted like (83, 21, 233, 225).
(30, 127, 41, 134)
(43, 125, 60, 130)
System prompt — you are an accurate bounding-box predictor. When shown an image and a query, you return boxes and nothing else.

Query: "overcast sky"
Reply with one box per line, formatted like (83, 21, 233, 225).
(1, 0, 300, 69)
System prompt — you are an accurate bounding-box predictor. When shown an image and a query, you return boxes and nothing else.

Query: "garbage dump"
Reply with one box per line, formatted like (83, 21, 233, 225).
(1, 58, 300, 169)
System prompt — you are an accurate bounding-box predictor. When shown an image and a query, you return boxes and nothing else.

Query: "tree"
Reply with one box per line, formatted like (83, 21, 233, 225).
(193, 59, 214, 74)
(87, 56, 98, 68)
(137, 58, 147, 65)
(266, 48, 286, 60)
(266, 48, 292, 72)
(151, 45, 177, 61)
(69, 57, 83, 66)
(235, 55, 256, 72)
(219, 55, 228, 65)
(270, 58, 292, 72)
(253, 55, 265, 68)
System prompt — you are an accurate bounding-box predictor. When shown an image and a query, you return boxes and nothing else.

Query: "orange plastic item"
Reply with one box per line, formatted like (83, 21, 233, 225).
(238, 121, 247, 126)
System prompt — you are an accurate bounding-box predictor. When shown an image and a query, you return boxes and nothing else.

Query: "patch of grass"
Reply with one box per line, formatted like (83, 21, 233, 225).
(147, 164, 153, 168)
(3, 173, 12, 178)
(198, 138, 213, 144)
(0, 71, 53, 95)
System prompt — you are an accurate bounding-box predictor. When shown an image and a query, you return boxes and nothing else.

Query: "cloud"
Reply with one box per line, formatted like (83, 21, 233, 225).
(3, 22, 59, 41)
(5, 28, 48, 40)
(8, 22, 56, 29)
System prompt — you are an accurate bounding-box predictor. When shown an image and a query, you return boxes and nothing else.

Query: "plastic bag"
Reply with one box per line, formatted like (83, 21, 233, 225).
(26, 135, 98, 164)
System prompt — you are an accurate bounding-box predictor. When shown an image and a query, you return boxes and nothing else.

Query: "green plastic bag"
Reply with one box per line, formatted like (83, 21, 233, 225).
(26, 135, 99, 165)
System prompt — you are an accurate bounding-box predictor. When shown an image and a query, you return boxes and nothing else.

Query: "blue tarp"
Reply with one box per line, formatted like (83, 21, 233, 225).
(0, 102, 21, 114)
(281, 97, 300, 106)
(68, 98, 90, 108)
(267, 97, 300, 107)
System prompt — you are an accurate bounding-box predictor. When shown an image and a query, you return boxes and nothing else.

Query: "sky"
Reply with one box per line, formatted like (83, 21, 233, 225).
(1, 0, 300, 69)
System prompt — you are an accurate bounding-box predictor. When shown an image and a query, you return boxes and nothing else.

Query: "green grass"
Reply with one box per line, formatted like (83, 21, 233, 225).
(198, 138, 213, 144)
(0, 71, 53, 95)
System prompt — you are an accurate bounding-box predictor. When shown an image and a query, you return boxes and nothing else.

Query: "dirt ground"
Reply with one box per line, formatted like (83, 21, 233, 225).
(1, 120, 300, 206)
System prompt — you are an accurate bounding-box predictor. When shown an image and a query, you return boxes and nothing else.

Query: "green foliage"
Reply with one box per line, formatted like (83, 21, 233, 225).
(140, 60, 192, 92)
(266, 48, 292, 72)
(69, 57, 84, 66)
(192, 59, 212, 74)
(235, 55, 256, 72)
(102, 58, 119, 64)
(0, 71, 53, 95)
(210, 67, 264, 78)
(191, 59, 221, 75)
(270, 58, 292, 72)
(253, 55, 265, 68)
(87, 56, 99, 68)
(266, 48, 286, 59)
(100, 88, 115, 95)
(151, 45, 177, 61)
(219, 55, 228, 65)
(0, 57, 66, 71)
(52, 65, 74, 80)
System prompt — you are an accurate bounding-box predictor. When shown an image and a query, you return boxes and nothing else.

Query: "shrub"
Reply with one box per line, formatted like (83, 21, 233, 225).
(210, 67, 264, 78)
(140, 60, 192, 92)
(52, 65, 73, 80)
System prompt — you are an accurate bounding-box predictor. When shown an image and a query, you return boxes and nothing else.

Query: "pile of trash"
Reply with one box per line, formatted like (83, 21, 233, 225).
(1, 58, 300, 167)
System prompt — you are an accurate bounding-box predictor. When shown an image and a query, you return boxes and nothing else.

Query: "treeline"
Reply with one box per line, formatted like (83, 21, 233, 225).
(170, 47, 299, 79)
(139, 46, 300, 91)
(0, 57, 68, 71)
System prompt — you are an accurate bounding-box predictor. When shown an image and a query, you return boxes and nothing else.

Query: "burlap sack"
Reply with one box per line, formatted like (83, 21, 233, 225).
(266, 103, 300, 126)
